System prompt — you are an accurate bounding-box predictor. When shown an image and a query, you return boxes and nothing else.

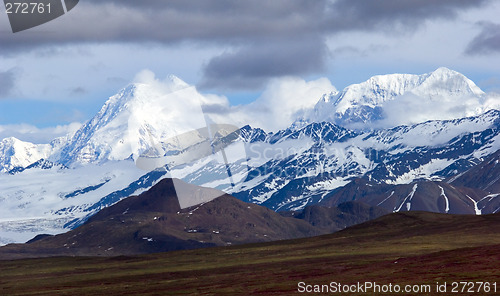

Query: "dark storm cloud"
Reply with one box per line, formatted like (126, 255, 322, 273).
(200, 37, 327, 89)
(0, 70, 16, 97)
(84, 0, 322, 19)
(198, 0, 490, 89)
(465, 22, 500, 55)
(324, 0, 490, 32)
(0, 0, 491, 89)
(0, 0, 323, 50)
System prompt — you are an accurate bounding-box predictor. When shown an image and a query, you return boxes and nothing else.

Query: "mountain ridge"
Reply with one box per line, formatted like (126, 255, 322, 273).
(1, 109, 499, 244)
(0, 69, 499, 244)
(0, 68, 495, 171)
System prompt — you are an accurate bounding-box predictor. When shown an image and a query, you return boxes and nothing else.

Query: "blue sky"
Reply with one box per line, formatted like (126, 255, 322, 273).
(1, 0, 500, 142)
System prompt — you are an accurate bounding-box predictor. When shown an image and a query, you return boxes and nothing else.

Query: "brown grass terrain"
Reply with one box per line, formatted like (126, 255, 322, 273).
(0, 211, 499, 295)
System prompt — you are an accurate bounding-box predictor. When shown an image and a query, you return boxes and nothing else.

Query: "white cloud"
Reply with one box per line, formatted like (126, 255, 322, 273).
(376, 91, 500, 128)
(204, 76, 337, 131)
(0, 122, 82, 144)
(483, 92, 500, 110)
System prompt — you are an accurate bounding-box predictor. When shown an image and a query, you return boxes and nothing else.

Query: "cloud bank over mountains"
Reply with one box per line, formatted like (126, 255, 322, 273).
(1, 0, 498, 91)
(111, 69, 500, 134)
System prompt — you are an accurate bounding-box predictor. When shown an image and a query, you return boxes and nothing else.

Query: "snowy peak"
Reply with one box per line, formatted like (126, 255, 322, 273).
(336, 67, 484, 113)
(91, 74, 192, 125)
(317, 91, 339, 104)
(59, 76, 208, 166)
(165, 74, 190, 88)
(303, 67, 487, 128)
(412, 67, 484, 98)
(0, 137, 52, 172)
(334, 72, 425, 115)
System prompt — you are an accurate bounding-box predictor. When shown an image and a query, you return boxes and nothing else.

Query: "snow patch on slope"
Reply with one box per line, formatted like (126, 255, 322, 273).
(387, 159, 453, 185)
(438, 185, 450, 213)
(395, 184, 418, 212)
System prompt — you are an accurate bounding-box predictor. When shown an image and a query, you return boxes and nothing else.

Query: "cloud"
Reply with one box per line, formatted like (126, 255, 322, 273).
(0, 1, 323, 51)
(331, 44, 389, 58)
(70, 87, 87, 96)
(324, 0, 490, 33)
(126, 71, 336, 132)
(0, 0, 492, 91)
(1, 0, 485, 47)
(0, 122, 82, 143)
(0, 70, 16, 98)
(200, 37, 327, 90)
(465, 22, 500, 55)
(204, 76, 337, 131)
(375, 91, 500, 128)
(483, 92, 500, 110)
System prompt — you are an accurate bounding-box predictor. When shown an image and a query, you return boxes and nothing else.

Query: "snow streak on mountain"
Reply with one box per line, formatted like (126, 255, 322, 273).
(1, 68, 500, 245)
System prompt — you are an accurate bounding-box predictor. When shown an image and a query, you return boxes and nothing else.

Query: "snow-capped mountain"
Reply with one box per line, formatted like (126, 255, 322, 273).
(0, 69, 499, 245)
(303, 67, 486, 127)
(0, 137, 52, 173)
(226, 110, 500, 211)
(0, 75, 244, 244)
(319, 149, 500, 215)
(58, 75, 209, 167)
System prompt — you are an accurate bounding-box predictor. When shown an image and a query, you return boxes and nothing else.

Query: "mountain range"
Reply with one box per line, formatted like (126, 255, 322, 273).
(0, 178, 387, 259)
(0, 67, 499, 245)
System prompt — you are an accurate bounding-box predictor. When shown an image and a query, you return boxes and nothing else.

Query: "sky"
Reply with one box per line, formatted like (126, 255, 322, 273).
(1, 0, 500, 142)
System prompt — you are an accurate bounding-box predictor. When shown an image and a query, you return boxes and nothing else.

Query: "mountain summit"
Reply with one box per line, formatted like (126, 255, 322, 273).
(58, 76, 208, 166)
(303, 67, 486, 128)
(0, 137, 52, 172)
